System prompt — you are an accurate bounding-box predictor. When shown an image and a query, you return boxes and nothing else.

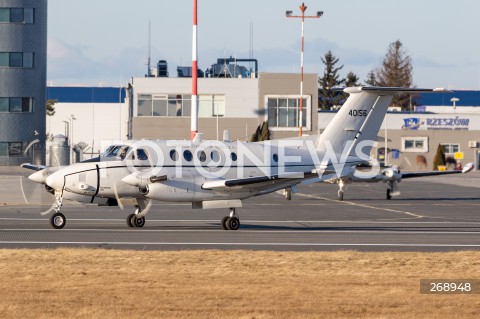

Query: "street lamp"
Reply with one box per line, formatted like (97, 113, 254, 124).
(451, 97, 459, 112)
(286, 3, 323, 136)
(68, 114, 76, 163)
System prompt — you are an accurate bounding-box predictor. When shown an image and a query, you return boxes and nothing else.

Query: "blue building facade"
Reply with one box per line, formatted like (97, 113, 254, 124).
(0, 0, 47, 165)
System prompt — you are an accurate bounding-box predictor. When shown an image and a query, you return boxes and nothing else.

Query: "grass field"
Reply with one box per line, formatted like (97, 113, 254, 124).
(0, 249, 478, 318)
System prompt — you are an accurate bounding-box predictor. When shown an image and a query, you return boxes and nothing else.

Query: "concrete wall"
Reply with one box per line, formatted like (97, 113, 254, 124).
(259, 73, 319, 140)
(46, 102, 129, 157)
(131, 73, 319, 141)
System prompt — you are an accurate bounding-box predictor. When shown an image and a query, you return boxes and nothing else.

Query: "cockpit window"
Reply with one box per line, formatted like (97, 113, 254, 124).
(101, 145, 122, 157)
(117, 146, 129, 160)
(136, 149, 148, 160)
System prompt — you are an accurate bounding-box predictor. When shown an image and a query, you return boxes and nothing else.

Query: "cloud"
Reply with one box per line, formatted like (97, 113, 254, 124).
(47, 37, 160, 85)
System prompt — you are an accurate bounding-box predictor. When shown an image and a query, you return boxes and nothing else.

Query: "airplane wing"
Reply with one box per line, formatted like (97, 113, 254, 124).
(202, 171, 319, 193)
(401, 162, 474, 179)
(21, 163, 48, 171)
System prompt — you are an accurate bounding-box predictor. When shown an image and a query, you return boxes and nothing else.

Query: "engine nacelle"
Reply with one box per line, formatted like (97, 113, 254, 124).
(382, 168, 401, 181)
(143, 182, 195, 202)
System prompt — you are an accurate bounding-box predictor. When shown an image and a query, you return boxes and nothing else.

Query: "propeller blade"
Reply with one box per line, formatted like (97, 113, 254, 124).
(112, 182, 124, 210)
(391, 181, 400, 196)
(40, 206, 54, 216)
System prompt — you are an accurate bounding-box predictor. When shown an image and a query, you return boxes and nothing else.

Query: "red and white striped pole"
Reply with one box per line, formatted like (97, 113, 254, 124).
(299, 3, 306, 137)
(286, 3, 322, 137)
(191, 0, 198, 140)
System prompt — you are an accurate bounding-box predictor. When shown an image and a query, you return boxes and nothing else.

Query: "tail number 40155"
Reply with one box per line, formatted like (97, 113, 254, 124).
(349, 110, 368, 116)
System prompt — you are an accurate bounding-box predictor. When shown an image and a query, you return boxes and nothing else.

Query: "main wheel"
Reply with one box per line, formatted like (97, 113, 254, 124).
(126, 214, 135, 227)
(221, 216, 229, 230)
(50, 212, 66, 229)
(338, 190, 344, 201)
(226, 217, 240, 230)
(386, 189, 392, 200)
(133, 216, 146, 228)
(284, 188, 292, 200)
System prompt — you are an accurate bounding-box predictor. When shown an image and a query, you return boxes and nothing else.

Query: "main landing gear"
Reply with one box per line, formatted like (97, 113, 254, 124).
(221, 208, 240, 231)
(127, 210, 146, 228)
(126, 198, 149, 228)
(386, 182, 393, 200)
(337, 179, 346, 201)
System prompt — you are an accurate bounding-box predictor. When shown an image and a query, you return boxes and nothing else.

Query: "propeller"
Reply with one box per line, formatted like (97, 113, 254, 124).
(112, 182, 125, 211)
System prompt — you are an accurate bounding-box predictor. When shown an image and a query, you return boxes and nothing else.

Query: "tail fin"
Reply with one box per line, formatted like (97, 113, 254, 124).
(315, 87, 447, 158)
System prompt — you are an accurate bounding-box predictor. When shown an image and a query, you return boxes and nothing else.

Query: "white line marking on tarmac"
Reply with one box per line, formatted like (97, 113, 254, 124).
(296, 193, 425, 218)
(0, 241, 479, 248)
(1, 229, 479, 234)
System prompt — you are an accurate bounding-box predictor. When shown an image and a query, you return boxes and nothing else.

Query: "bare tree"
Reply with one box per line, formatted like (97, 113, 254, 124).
(373, 40, 414, 109)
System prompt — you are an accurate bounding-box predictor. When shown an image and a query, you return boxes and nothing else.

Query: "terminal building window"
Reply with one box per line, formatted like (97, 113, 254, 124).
(0, 8, 35, 24)
(266, 95, 310, 130)
(0, 142, 23, 157)
(137, 94, 224, 117)
(138, 94, 191, 117)
(0, 97, 32, 113)
(401, 137, 428, 153)
(0, 52, 34, 68)
(441, 143, 460, 155)
(198, 95, 225, 117)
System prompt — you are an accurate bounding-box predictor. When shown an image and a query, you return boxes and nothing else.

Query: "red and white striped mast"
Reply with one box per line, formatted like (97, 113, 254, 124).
(286, 3, 323, 137)
(191, 0, 198, 140)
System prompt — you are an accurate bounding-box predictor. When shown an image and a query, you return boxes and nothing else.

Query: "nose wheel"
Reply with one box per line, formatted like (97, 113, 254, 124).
(48, 191, 66, 229)
(221, 208, 240, 230)
(50, 212, 66, 229)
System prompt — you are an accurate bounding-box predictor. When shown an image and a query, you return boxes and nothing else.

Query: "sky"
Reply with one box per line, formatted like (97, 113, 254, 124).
(47, 0, 480, 90)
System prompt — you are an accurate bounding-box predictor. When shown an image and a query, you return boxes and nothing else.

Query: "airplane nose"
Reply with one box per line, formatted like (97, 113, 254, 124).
(46, 171, 64, 190)
(28, 169, 49, 184)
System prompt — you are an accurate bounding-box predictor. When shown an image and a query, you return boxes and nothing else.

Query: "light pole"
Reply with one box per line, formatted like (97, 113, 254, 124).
(286, 3, 323, 136)
(68, 114, 76, 163)
(191, 0, 198, 140)
(451, 97, 459, 112)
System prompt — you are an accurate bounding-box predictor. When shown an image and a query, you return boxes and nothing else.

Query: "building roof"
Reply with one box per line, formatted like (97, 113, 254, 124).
(47, 87, 125, 103)
(416, 90, 480, 107)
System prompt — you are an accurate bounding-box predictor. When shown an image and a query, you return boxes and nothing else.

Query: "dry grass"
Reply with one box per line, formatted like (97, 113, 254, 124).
(0, 249, 478, 318)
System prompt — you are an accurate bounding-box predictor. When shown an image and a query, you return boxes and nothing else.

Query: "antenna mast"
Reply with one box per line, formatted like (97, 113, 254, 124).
(147, 21, 152, 77)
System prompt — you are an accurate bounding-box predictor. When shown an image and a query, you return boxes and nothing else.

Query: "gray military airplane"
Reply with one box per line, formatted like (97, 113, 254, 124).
(23, 87, 447, 230)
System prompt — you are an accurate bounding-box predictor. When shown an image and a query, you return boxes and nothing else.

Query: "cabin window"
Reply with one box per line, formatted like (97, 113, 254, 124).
(197, 150, 207, 162)
(183, 150, 193, 162)
(272, 154, 278, 163)
(230, 152, 237, 161)
(169, 150, 179, 161)
(210, 150, 220, 162)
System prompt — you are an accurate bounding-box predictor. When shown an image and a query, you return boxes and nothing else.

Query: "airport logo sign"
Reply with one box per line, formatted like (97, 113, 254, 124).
(401, 117, 470, 130)
(402, 118, 423, 130)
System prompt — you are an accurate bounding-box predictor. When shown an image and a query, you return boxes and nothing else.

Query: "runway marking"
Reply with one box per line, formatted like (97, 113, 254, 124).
(296, 193, 424, 218)
(1, 229, 479, 234)
(0, 241, 479, 248)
